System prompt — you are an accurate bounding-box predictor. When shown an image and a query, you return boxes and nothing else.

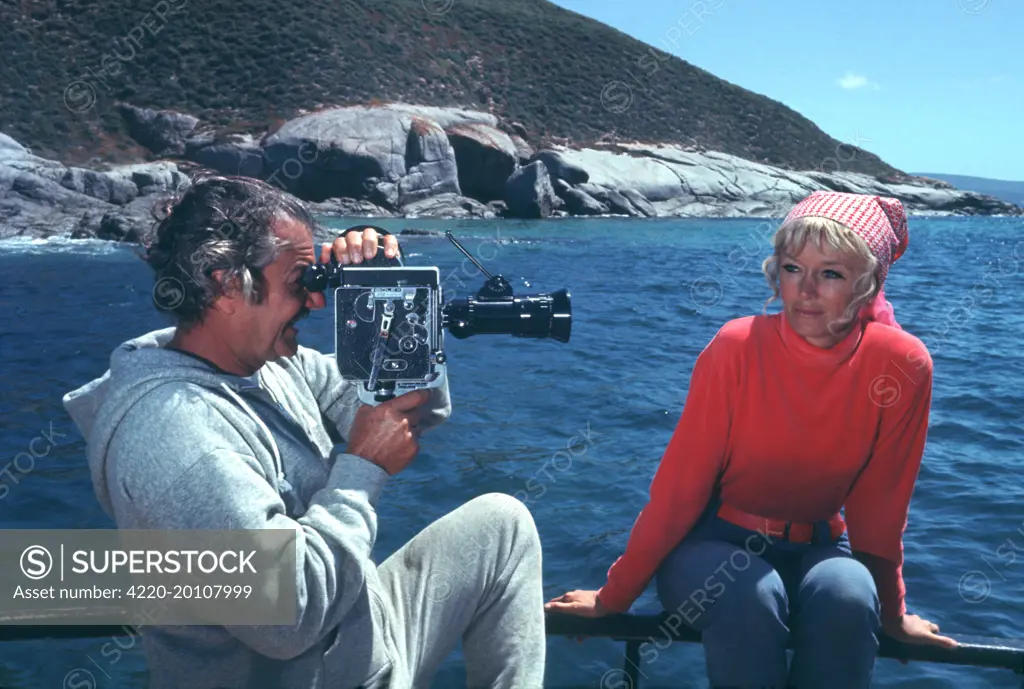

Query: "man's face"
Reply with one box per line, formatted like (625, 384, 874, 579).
(228, 215, 325, 368)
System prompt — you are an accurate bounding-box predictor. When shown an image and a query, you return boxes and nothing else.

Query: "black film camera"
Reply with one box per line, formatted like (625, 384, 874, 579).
(301, 227, 572, 404)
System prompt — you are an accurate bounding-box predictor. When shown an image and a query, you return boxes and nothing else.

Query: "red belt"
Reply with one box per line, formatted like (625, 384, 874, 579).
(716, 503, 846, 544)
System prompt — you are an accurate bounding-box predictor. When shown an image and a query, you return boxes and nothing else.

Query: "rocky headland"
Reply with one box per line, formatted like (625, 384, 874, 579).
(2, 102, 1020, 244)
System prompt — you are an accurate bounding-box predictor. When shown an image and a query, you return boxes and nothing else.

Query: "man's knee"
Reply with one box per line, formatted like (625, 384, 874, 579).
(466, 492, 535, 525)
(462, 493, 541, 554)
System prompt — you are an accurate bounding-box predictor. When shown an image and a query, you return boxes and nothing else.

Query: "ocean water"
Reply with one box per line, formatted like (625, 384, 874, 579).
(1, 215, 1023, 689)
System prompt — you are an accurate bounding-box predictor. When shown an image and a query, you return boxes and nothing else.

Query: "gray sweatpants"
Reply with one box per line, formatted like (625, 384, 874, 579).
(367, 493, 546, 689)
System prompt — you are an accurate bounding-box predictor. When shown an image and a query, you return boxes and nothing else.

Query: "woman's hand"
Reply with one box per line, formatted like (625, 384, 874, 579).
(544, 590, 611, 618)
(882, 613, 958, 663)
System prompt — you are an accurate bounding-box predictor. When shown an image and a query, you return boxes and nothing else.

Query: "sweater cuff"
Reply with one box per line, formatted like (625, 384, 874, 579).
(328, 451, 391, 506)
(596, 582, 633, 614)
(856, 551, 906, 622)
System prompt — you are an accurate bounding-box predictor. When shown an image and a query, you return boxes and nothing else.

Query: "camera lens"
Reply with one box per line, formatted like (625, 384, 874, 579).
(444, 289, 571, 342)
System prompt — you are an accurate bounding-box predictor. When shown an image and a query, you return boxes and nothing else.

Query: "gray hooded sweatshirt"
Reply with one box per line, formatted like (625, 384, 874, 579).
(62, 327, 452, 689)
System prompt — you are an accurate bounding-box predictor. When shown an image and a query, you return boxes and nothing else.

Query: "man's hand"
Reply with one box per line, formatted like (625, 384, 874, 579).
(321, 226, 400, 265)
(345, 389, 430, 475)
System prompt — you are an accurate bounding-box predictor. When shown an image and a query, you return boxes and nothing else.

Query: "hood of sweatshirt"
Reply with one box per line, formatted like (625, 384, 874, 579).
(62, 327, 255, 518)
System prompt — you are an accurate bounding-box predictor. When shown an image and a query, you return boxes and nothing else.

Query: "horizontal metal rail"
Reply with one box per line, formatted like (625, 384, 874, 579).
(546, 611, 1024, 687)
(3, 610, 1024, 687)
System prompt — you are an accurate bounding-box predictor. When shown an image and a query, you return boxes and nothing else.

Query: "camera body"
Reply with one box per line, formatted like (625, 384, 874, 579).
(302, 227, 571, 405)
(332, 265, 448, 404)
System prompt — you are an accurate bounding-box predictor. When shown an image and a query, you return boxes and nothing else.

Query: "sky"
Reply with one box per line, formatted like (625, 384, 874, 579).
(548, 0, 1020, 181)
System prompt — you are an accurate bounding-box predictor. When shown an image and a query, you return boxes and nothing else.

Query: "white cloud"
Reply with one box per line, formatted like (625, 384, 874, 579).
(838, 72, 880, 90)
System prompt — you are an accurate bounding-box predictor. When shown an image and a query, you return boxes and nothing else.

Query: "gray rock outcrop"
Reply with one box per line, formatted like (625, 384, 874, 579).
(118, 103, 199, 157)
(539, 144, 1024, 217)
(531, 150, 590, 186)
(378, 104, 498, 130)
(401, 192, 497, 219)
(0, 134, 28, 155)
(305, 197, 394, 218)
(142, 102, 1024, 221)
(184, 132, 264, 178)
(60, 167, 139, 204)
(504, 161, 562, 219)
(509, 135, 534, 167)
(446, 123, 518, 203)
(398, 117, 461, 206)
(558, 185, 608, 216)
(3, 101, 1020, 245)
(0, 139, 186, 241)
(260, 106, 461, 209)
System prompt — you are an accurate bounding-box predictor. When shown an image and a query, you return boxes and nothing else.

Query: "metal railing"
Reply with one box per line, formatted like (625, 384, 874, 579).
(545, 611, 1024, 687)
(3, 609, 1024, 687)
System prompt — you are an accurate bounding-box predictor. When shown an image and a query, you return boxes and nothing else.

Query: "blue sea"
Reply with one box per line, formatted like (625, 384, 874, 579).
(1, 215, 1023, 688)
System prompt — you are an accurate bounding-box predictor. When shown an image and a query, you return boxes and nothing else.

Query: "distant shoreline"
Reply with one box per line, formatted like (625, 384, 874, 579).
(3, 103, 1021, 245)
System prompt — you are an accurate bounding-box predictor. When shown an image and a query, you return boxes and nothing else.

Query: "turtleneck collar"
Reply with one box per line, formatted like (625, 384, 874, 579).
(776, 310, 864, 366)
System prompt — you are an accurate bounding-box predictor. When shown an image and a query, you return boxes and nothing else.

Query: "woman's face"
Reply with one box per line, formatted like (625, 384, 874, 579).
(778, 239, 870, 348)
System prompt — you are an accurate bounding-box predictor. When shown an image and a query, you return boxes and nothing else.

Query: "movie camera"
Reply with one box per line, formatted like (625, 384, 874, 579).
(301, 226, 572, 404)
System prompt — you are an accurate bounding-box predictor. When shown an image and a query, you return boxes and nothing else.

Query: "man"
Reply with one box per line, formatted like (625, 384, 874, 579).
(62, 175, 546, 689)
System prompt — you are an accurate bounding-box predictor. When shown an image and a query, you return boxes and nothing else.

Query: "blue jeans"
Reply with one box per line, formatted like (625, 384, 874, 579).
(655, 505, 881, 689)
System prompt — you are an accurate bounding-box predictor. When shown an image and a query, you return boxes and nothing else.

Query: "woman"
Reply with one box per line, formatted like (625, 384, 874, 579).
(546, 191, 958, 688)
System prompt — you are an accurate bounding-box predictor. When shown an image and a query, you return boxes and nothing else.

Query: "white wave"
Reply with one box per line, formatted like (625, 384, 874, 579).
(0, 236, 133, 257)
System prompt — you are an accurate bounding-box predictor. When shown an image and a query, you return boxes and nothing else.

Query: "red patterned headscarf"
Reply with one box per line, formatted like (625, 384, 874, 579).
(782, 191, 909, 329)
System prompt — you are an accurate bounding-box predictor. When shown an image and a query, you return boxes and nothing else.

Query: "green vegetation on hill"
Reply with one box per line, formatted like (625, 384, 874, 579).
(1, 0, 902, 177)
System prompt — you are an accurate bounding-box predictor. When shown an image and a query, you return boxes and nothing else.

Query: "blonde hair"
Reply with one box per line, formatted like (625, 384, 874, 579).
(761, 215, 880, 329)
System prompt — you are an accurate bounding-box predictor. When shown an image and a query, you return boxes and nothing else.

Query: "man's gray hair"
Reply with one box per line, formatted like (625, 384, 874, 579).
(142, 174, 318, 327)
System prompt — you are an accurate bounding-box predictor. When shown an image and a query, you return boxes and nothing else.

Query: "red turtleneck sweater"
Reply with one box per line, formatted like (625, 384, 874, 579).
(597, 312, 933, 622)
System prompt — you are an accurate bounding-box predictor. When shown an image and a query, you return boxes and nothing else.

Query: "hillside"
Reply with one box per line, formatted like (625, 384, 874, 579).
(913, 173, 1024, 207)
(0, 0, 904, 177)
